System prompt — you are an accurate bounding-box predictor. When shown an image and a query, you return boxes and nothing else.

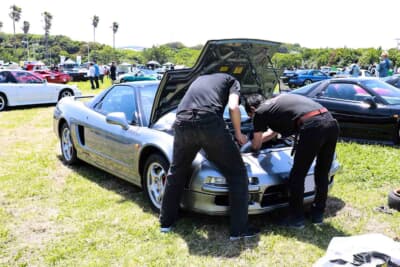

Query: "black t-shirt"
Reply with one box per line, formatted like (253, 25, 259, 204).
(253, 94, 323, 136)
(177, 73, 240, 116)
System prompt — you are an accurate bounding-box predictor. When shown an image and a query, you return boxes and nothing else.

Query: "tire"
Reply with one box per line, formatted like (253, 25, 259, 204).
(388, 188, 400, 211)
(394, 125, 400, 145)
(304, 79, 313, 85)
(0, 94, 7, 111)
(60, 123, 78, 165)
(143, 154, 169, 212)
(58, 89, 74, 100)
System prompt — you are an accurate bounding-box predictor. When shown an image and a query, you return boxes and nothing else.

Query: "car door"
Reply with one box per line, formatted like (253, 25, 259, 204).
(0, 71, 19, 105)
(84, 85, 139, 179)
(11, 71, 54, 103)
(314, 82, 395, 141)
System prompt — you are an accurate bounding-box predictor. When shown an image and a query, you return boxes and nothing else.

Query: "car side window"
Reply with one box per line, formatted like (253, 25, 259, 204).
(95, 85, 137, 123)
(12, 71, 43, 84)
(0, 72, 7, 83)
(322, 83, 369, 101)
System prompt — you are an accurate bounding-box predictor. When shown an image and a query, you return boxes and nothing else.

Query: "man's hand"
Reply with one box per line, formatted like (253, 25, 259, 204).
(235, 132, 248, 145)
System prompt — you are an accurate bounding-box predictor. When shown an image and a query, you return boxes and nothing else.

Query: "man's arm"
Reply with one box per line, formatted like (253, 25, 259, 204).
(228, 93, 247, 145)
(251, 129, 278, 152)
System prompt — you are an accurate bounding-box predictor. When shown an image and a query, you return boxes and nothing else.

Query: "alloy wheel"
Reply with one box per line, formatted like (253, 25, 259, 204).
(146, 162, 166, 209)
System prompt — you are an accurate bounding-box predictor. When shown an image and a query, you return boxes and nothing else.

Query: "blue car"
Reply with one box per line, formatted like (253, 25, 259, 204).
(288, 69, 330, 88)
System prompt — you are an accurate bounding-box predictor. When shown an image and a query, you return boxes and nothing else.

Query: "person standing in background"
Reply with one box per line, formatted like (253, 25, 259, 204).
(93, 60, 100, 88)
(377, 52, 391, 77)
(87, 62, 96, 89)
(110, 62, 117, 84)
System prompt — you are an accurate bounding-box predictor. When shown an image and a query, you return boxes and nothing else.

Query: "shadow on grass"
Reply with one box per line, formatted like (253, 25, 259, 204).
(57, 156, 347, 257)
(56, 155, 145, 202)
(169, 196, 347, 257)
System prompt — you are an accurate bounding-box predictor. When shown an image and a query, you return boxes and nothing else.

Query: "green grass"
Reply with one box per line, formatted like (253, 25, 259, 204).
(1, 93, 400, 266)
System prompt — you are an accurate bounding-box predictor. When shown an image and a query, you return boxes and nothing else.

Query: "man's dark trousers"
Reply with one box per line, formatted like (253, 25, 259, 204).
(160, 111, 249, 235)
(289, 112, 339, 219)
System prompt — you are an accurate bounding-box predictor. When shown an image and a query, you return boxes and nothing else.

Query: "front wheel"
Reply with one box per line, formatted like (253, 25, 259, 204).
(0, 94, 7, 111)
(143, 154, 169, 212)
(304, 79, 313, 85)
(60, 123, 78, 165)
(395, 124, 400, 145)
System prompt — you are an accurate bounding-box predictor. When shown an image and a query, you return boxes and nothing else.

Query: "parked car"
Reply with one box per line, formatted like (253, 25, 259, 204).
(115, 69, 161, 83)
(290, 77, 400, 144)
(280, 69, 295, 85)
(33, 69, 72, 84)
(382, 74, 400, 89)
(62, 64, 89, 81)
(53, 39, 339, 215)
(0, 70, 81, 111)
(288, 69, 330, 88)
(288, 70, 331, 87)
(334, 69, 373, 78)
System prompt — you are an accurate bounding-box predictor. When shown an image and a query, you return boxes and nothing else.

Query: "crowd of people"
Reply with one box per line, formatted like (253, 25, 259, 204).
(86, 61, 117, 89)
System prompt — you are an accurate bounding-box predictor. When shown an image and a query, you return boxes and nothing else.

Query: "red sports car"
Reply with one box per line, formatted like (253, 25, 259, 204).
(33, 70, 72, 84)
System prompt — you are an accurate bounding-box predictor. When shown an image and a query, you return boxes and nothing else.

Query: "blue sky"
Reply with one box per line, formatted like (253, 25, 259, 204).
(1, 0, 400, 49)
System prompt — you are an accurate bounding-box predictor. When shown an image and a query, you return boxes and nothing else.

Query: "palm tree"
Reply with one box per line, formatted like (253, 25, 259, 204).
(9, 5, 22, 53)
(42, 11, 53, 63)
(92, 15, 99, 43)
(112, 22, 119, 50)
(22, 21, 30, 60)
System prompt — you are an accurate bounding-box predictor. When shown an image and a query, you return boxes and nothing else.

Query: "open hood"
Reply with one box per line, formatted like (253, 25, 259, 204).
(149, 38, 284, 126)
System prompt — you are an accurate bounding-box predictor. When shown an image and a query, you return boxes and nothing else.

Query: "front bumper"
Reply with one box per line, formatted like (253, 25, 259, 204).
(181, 158, 339, 215)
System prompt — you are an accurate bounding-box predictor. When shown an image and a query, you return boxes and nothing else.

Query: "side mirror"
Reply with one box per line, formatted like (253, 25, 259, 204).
(106, 112, 129, 130)
(363, 96, 377, 109)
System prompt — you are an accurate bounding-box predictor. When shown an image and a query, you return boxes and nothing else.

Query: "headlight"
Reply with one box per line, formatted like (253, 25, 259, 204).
(205, 176, 228, 186)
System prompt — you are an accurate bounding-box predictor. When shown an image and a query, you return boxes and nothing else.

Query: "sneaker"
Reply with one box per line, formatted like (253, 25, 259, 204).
(277, 217, 305, 229)
(311, 212, 324, 225)
(160, 226, 172, 233)
(229, 226, 260, 241)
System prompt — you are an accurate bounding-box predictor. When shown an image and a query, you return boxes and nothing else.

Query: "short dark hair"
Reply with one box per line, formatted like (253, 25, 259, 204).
(243, 93, 265, 114)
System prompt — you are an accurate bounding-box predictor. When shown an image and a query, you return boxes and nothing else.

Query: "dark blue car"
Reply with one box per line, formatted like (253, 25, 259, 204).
(288, 69, 330, 88)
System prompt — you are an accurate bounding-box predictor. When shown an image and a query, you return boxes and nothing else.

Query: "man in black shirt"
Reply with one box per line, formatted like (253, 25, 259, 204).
(244, 93, 339, 228)
(160, 73, 259, 240)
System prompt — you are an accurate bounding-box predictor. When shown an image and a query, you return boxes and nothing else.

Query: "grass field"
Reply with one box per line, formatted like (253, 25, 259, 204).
(1, 80, 400, 266)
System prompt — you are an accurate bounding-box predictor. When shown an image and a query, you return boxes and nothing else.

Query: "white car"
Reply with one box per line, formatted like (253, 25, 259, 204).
(0, 70, 82, 111)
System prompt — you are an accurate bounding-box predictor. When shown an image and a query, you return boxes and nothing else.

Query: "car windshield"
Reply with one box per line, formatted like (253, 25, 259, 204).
(361, 79, 400, 105)
(291, 81, 322, 95)
(137, 83, 158, 125)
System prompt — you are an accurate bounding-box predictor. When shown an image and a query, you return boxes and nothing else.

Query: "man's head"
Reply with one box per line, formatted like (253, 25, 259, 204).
(381, 51, 388, 58)
(243, 93, 265, 118)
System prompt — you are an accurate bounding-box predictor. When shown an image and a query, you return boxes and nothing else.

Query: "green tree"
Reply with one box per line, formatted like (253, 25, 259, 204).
(42, 11, 53, 64)
(92, 15, 99, 43)
(112, 22, 118, 49)
(9, 5, 22, 53)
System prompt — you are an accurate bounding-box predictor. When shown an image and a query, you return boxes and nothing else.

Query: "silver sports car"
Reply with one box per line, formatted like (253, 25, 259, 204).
(53, 39, 340, 215)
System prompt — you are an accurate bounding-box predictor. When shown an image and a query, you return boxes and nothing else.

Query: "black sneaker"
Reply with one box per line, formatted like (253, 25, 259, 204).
(229, 226, 260, 241)
(311, 212, 324, 225)
(277, 217, 305, 229)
